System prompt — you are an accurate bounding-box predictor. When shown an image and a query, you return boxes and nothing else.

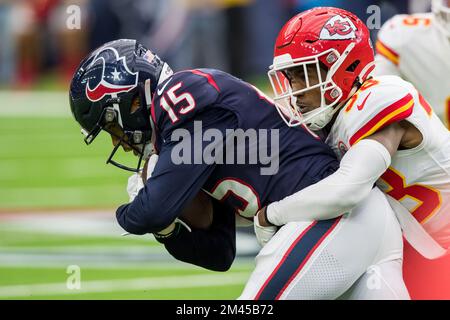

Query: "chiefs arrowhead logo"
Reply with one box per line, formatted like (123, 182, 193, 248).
(84, 47, 138, 102)
(319, 15, 357, 40)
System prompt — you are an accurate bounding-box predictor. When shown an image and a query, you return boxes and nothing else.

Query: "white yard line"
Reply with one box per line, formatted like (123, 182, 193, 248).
(0, 272, 250, 298)
(0, 260, 254, 270)
(0, 245, 162, 253)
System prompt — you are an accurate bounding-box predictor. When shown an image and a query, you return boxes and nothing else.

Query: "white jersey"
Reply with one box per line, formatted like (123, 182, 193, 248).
(374, 13, 450, 128)
(239, 188, 407, 300)
(326, 75, 450, 248)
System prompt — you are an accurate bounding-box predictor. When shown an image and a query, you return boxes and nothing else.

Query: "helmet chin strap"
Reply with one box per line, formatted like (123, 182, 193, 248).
(144, 78, 152, 106)
(307, 105, 341, 131)
(104, 91, 150, 172)
(307, 83, 361, 131)
(145, 78, 157, 156)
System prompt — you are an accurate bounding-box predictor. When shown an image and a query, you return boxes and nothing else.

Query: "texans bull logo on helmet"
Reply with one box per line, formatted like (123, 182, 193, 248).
(84, 47, 138, 102)
(320, 15, 357, 40)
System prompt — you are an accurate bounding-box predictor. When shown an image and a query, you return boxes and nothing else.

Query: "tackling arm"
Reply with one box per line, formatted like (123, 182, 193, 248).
(266, 124, 405, 225)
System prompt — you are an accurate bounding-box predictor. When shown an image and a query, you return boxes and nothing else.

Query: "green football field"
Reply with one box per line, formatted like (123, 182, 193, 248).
(0, 92, 255, 299)
(0, 116, 130, 209)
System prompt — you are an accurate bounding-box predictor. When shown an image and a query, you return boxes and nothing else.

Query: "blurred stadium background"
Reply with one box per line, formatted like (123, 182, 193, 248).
(0, 0, 433, 299)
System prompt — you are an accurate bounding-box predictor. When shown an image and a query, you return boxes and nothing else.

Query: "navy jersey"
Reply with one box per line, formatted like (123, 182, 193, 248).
(116, 69, 339, 234)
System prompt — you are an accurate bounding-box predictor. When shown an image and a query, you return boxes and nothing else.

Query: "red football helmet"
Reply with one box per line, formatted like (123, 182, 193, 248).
(268, 7, 375, 129)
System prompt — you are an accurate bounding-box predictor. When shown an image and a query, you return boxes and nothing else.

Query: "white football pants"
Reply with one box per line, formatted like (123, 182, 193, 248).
(238, 187, 409, 300)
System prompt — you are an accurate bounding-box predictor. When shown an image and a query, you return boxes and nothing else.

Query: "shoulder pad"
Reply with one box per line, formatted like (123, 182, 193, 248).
(342, 76, 416, 145)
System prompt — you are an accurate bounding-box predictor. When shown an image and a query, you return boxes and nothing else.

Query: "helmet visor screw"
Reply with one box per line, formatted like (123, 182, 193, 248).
(104, 109, 116, 123)
(330, 89, 339, 98)
(326, 53, 337, 64)
(133, 131, 143, 144)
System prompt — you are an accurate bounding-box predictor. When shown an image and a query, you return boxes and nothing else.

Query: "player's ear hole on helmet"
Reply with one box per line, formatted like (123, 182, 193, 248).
(346, 60, 360, 73)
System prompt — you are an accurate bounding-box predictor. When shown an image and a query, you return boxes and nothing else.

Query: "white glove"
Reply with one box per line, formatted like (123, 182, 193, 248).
(126, 154, 159, 202)
(127, 173, 144, 202)
(254, 212, 278, 247)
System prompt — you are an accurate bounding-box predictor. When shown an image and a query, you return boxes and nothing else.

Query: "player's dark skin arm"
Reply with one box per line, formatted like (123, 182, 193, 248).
(367, 120, 422, 154)
(155, 200, 236, 272)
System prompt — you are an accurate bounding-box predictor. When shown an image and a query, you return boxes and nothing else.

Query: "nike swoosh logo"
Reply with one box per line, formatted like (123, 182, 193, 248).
(157, 79, 172, 96)
(357, 92, 372, 110)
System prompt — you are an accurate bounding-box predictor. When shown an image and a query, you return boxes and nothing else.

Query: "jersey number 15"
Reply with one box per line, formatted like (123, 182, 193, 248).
(160, 82, 196, 123)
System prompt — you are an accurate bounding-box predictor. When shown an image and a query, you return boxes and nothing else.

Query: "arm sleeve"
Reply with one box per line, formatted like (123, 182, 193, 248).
(156, 200, 236, 272)
(116, 109, 238, 235)
(267, 139, 391, 225)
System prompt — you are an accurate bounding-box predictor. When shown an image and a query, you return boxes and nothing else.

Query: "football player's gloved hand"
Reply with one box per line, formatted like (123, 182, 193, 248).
(254, 206, 278, 247)
(126, 154, 159, 202)
(127, 173, 144, 202)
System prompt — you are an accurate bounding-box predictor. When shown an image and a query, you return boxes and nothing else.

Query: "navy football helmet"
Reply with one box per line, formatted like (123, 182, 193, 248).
(69, 39, 173, 172)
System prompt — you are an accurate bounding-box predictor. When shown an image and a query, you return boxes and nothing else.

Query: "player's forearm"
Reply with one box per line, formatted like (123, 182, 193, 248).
(160, 227, 236, 272)
(267, 139, 391, 225)
(156, 203, 236, 271)
(116, 185, 184, 235)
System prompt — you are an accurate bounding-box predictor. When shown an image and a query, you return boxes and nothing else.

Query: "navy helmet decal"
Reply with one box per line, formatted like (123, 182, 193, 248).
(84, 47, 138, 102)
